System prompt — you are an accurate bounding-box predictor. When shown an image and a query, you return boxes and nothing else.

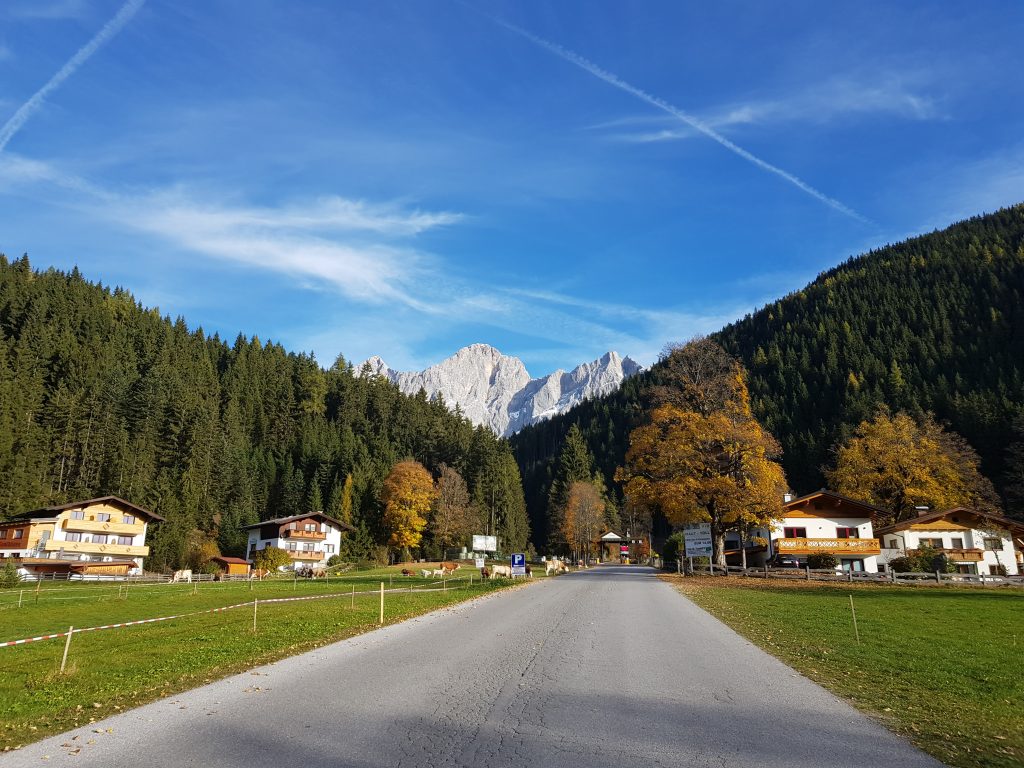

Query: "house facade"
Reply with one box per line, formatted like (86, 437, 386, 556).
(0, 496, 163, 571)
(744, 490, 883, 572)
(244, 512, 353, 569)
(876, 507, 1023, 575)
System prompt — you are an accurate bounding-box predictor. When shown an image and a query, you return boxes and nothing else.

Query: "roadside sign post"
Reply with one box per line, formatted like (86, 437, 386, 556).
(511, 553, 526, 578)
(683, 523, 714, 575)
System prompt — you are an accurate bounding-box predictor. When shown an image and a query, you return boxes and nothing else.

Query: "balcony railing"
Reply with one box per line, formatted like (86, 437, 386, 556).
(286, 549, 323, 560)
(62, 519, 145, 535)
(776, 537, 881, 555)
(910, 547, 984, 562)
(43, 540, 149, 557)
(283, 529, 326, 540)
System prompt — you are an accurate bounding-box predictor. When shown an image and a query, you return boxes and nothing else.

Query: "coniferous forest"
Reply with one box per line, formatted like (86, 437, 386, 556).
(0, 255, 528, 569)
(512, 204, 1024, 544)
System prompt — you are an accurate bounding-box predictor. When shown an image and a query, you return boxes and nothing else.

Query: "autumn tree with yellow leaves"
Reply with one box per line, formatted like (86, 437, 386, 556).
(616, 339, 788, 566)
(562, 481, 605, 564)
(381, 459, 437, 558)
(826, 409, 1001, 525)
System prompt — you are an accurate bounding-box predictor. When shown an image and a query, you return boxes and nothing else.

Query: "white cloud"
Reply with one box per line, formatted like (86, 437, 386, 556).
(599, 72, 942, 144)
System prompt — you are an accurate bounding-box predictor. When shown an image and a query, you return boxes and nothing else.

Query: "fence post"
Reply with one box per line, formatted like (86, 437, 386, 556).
(379, 582, 384, 625)
(805, 566, 811, 581)
(890, 569, 896, 583)
(848, 595, 860, 644)
(848, 570, 853, 583)
(351, 584, 355, 609)
(253, 598, 258, 632)
(18, 589, 23, 608)
(764, 565, 769, 579)
(934, 570, 941, 584)
(59, 626, 74, 673)
(35, 576, 41, 603)
(709, 563, 714, 576)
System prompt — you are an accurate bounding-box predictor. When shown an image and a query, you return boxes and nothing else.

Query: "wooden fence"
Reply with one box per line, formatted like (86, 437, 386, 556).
(681, 562, 1024, 587)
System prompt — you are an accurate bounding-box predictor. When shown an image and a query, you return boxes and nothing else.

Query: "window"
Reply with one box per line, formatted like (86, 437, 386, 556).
(888, 538, 899, 549)
(836, 527, 859, 539)
(303, 543, 315, 552)
(96, 513, 111, 522)
(949, 537, 964, 549)
(117, 536, 132, 546)
(288, 522, 297, 530)
(123, 515, 136, 525)
(70, 510, 85, 520)
(65, 532, 82, 542)
(921, 538, 944, 549)
(304, 523, 316, 532)
(983, 538, 1002, 551)
(12, 529, 23, 540)
(92, 534, 108, 544)
(287, 542, 297, 551)
(323, 544, 334, 554)
(783, 527, 807, 538)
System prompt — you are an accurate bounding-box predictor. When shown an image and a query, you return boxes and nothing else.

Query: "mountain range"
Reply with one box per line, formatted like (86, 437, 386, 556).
(360, 344, 642, 437)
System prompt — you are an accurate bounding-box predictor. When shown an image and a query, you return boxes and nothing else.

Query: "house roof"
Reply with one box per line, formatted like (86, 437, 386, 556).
(242, 511, 354, 532)
(785, 489, 889, 517)
(600, 531, 623, 541)
(210, 556, 251, 565)
(11, 496, 165, 522)
(876, 507, 1024, 536)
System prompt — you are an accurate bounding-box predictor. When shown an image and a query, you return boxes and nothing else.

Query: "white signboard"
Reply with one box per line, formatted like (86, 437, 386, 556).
(474, 557, 485, 569)
(472, 534, 498, 552)
(683, 523, 713, 557)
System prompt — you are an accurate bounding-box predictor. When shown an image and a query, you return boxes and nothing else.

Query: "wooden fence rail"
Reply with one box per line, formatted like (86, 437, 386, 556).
(683, 563, 1024, 588)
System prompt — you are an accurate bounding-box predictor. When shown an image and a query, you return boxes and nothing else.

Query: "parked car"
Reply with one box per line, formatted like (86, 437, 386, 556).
(767, 553, 802, 568)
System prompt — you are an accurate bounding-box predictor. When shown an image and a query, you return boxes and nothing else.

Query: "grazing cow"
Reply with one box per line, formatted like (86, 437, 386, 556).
(401, 568, 417, 577)
(524, 564, 533, 579)
(490, 564, 512, 579)
(439, 561, 461, 574)
(171, 569, 193, 583)
(431, 568, 445, 578)
(480, 567, 490, 580)
(250, 568, 270, 580)
(419, 569, 432, 578)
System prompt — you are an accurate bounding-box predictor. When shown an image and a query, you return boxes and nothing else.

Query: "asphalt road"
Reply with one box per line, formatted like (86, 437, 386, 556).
(1, 565, 942, 768)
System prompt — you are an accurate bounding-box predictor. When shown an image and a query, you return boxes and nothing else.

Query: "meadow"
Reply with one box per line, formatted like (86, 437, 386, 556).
(667, 574, 1024, 768)
(0, 566, 530, 750)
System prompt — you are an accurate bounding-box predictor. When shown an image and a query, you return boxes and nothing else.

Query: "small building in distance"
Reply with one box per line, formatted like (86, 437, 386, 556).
(243, 512, 354, 570)
(742, 490, 883, 572)
(209, 556, 251, 577)
(0, 496, 163, 572)
(876, 507, 1024, 575)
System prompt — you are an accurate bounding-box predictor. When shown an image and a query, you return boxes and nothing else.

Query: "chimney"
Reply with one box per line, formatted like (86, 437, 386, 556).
(914, 505, 930, 517)
(782, 492, 794, 503)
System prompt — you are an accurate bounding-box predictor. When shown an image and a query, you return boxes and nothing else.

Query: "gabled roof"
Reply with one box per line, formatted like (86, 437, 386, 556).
(11, 496, 164, 522)
(242, 511, 354, 531)
(876, 507, 1024, 536)
(784, 489, 889, 517)
(210, 556, 251, 565)
(600, 531, 623, 541)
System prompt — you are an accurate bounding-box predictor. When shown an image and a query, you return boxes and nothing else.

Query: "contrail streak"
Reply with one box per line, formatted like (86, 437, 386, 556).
(490, 16, 869, 224)
(0, 0, 145, 154)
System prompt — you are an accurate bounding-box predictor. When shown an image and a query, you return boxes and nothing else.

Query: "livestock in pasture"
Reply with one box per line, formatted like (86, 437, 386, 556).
(419, 569, 432, 578)
(490, 564, 512, 579)
(401, 568, 416, 577)
(431, 569, 445, 578)
(440, 561, 461, 574)
(250, 568, 270, 580)
(171, 569, 193, 583)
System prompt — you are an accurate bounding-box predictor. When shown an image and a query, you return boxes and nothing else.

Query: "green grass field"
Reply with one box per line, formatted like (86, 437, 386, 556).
(0, 567, 530, 750)
(667, 575, 1024, 768)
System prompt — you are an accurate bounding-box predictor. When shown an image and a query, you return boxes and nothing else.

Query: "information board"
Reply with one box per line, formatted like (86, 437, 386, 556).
(511, 553, 526, 577)
(474, 557, 485, 569)
(472, 534, 497, 552)
(683, 523, 714, 557)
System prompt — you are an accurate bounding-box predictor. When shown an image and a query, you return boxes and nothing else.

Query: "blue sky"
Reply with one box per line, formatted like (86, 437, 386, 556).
(1, 1, 1023, 375)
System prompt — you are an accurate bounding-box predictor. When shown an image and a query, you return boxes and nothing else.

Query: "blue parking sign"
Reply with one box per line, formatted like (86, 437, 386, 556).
(511, 553, 526, 576)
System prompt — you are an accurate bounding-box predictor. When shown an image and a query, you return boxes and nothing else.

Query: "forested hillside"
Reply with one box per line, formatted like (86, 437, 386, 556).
(0, 255, 527, 569)
(512, 204, 1024, 543)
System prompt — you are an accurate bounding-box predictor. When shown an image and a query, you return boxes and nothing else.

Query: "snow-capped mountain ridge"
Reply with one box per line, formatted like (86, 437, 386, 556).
(359, 344, 641, 436)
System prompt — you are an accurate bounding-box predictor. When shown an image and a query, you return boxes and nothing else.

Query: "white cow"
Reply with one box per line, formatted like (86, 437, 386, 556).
(431, 569, 445, 578)
(419, 569, 432, 578)
(490, 564, 512, 579)
(171, 569, 193, 583)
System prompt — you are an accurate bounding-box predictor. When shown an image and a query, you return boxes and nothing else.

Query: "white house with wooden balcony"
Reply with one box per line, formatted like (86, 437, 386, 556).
(875, 507, 1024, 575)
(244, 512, 354, 569)
(0, 496, 163, 571)
(745, 490, 883, 572)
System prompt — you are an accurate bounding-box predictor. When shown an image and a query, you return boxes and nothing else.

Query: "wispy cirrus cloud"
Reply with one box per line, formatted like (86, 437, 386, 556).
(596, 73, 942, 144)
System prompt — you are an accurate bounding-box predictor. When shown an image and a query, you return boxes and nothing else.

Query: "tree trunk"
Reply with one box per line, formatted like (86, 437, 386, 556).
(711, 527, 727, 567)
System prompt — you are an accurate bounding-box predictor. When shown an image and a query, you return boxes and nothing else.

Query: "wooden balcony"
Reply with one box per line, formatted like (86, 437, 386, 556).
(911, 547, 984, 562)
(62, 519, 145, 536)
(283, 529, 326, 540)
(43, 539, 149, 557)
(287, 549, 324, 560)
(776, 537, 881, 556)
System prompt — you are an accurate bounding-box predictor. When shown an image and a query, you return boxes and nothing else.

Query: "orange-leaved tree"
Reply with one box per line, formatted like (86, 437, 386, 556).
(616, 339, 787, 565)
(562, 481, 604, 563)
(381, 459, 437, 557)
(826, 409, 1000, 525)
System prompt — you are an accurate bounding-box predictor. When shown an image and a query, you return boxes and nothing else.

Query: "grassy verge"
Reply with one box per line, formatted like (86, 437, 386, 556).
(0, 568, 528, 750)
(664, 574, 1023, 768)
